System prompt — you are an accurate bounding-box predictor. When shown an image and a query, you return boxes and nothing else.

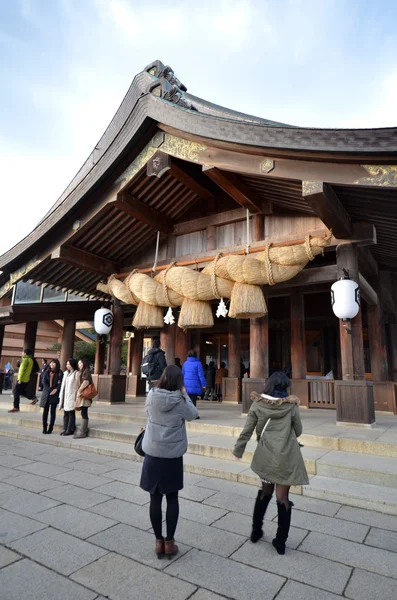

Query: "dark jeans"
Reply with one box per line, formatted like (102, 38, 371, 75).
(150, 492, 179, 540)
(189, 394, 198, 407)
(13, 382, 27, 409)
(63, 410, 76, 433)
(43, 403, 56, 430)
(81, 406, 89, 419)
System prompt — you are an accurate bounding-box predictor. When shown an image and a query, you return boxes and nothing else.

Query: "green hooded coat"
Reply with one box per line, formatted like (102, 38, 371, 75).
(233, 392, 309, 486)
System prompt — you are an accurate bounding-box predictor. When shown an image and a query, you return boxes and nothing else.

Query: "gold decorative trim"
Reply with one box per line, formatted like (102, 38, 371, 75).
(260, 159, 274, 174)
(358, 165, 397, 187)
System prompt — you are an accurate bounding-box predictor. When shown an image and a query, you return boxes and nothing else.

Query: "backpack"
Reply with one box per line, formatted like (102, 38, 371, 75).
(141, 352, 155, 378)
(32, 358, 40, 374)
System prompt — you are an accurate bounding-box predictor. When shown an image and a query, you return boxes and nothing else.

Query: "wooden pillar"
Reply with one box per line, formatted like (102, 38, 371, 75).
(130, 330, 144, 376)
(368, 305, 389, 381)
(94, 335, 106, 375)
(108, 300, 124, 375)
(336, 244, 365, 380)
(252, 214, 264, 242)
(228, 318, 241, 378)
(290, 288, 306, 379)
(175, 327, 191, 365)
(250, 316, 268, 378)
(59, 320, 76, 370)
(207, 225, 216, 251)
(0, 324, 4, 360)
(160, 323, 176, 365)
(388, 324, 397, 382)
(23, 321, 38, 353)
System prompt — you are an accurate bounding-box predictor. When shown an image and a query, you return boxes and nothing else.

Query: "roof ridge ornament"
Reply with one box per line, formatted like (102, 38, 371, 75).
(145, 60, 197, 111)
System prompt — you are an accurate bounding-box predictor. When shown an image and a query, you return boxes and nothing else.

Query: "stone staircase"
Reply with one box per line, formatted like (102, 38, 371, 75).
(0, 403, 396, 516)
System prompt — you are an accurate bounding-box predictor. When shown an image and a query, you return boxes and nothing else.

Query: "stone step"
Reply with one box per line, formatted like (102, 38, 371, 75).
(1, 423, 396, 515)
(316, 450, 397, 489)
(305, 475, 397, 516)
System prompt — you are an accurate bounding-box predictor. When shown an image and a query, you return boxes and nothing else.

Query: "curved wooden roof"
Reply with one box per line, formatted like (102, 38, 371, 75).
(1, 60, 397, 295)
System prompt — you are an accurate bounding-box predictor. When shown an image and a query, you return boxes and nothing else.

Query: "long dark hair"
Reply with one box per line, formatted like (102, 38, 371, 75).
(49, 358, 61, 373)
(67, 358, 78, 371)
(263, 371, 290, 396)
(157, 365, 184, 392)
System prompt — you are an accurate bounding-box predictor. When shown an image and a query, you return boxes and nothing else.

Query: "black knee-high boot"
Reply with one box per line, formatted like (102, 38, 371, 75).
(272, 501, 294, 555)
(251, 490, 272, 543)
(60, 413, 69, 435)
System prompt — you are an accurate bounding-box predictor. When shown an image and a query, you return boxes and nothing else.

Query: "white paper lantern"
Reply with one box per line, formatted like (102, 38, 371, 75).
(94, 308, 113, 334)
(331, 279, 360, 320)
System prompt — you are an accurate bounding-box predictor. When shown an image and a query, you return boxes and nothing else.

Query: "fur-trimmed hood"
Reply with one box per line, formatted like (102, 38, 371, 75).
(250, 392, 300, 406)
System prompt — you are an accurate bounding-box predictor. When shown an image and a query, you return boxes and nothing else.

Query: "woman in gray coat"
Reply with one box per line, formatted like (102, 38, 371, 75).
(140, 365, 198, 559)
(233, 372, 308, 555)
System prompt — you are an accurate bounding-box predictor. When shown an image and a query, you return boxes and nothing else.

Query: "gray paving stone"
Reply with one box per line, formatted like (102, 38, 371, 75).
(0, 507, 48, 542)
(100, 458, 142, 471)
(92, 481, 149, 505)
(88, 498, 154, 530)
(34, 504, 117, 539)
(197, 477, 259, 498)
(43, 484, 111, 509)
(88, 523, 190, 569)
(345, 568, 397, 600)
(10, 527, 108, 576)
(203, 491, 277, 519)
(62, 450, 115, 464)
(276, 580, 343, 600)
(72, 552, 196, 600)
(0, 465, 19, 481)
(292, 509, 369, 542)
(0, 488, 60, 516)
(0, 481, 17, 495)
(232, 540, 351, 594)
(179, 498, 228, 525)
(291, 495, 341, 517)
(0, 455, 33, 468)
(52, 470, 115, 490)
(179, 484, 218, 502)
(0, 558, 97, 600)
(184, 472, 213, 485)
(100, 468, 142, 485)
(170, 516, 245, 557)
(165, 548, 284, 600)
(300, 531, 397, 579)
(0, 547, 21, 568)
(365, 527, 397, 553)
(15, 461, 70, 477)
(190, 591, 227, 600)
(212, 511, 307, 549)
(335, 505, 397, 532)
(65, 460, 117, 475)
(35, 452, 79, 466)
(4, 472, 66, 493)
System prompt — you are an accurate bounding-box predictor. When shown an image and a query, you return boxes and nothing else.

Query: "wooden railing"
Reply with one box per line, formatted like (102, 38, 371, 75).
(308, 379, 336, 408)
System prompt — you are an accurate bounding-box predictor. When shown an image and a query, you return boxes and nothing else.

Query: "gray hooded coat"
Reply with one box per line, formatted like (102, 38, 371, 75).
(142, 388, 198, 459)
(233, 392, 309, 486)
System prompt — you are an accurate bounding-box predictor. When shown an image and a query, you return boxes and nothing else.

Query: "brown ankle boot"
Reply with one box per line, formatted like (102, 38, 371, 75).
(155, 538, 165, 559)
(164, 539, 178, 558)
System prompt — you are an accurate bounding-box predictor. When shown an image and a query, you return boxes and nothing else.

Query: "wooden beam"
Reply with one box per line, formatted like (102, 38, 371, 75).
(359, 274, 378, 306)
(170, 158, 215, 201)
(51, 246, 120, 276)
(302, 181, 352, 238)
(110, 193, 174, 234)
(174, 208, 248, 235)
(203, 166, 267, 213)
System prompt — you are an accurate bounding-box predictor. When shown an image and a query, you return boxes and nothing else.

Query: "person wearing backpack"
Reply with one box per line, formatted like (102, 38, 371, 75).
(141, 338, 167, 390)
(9, 349, 35, 413)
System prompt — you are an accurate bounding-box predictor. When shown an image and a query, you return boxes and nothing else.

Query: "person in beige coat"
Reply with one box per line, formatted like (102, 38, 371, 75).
(58, 358, 80, 436)
(233, 371, 308, 555)
(74, 358, 94, 439)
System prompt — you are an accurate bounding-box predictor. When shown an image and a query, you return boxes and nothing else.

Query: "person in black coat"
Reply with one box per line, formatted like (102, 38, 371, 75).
(204, 361, 216, 400)
(40, 359, 63, 434)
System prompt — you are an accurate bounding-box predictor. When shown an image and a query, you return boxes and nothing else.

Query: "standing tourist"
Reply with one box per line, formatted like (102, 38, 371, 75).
(233, 372, 308, 555)
(182, 350, 206, 419)
(38, 359, 48, 391)
(74, 359, 94, 439)
(58, 358, 80, 436)
(214, 361, 228, 402)
(8, 349, 34, 413)
(204, 360, 216, 400)
(140, 365, 198, 559)
(141, 337, 167, 389)
(40, 359, 63, 434)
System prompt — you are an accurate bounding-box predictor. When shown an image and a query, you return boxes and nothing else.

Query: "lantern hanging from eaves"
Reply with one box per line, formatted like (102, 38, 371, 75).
(331, 277, 360, 321)
(94, 307, 113, 335)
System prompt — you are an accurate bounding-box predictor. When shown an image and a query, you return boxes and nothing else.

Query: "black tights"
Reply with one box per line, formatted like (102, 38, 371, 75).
(81, 406, 89, 419)
(149, 492, 179, 541)
(43, 404, 56, 429)
(261, 482, 291, 509)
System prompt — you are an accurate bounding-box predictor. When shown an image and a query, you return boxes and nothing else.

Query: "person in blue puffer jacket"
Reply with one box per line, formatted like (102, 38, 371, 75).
(182, 350, 206, 419)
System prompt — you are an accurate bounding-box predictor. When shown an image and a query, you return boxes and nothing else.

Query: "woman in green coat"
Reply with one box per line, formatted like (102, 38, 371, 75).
(233, 372, 308, 555)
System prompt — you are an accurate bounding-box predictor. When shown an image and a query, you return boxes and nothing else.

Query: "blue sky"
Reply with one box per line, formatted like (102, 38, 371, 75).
(1, 0, 396, 255)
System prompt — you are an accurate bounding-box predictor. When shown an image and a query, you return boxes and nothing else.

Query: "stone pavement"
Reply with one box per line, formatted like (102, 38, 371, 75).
(0, 436, 397, 599)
